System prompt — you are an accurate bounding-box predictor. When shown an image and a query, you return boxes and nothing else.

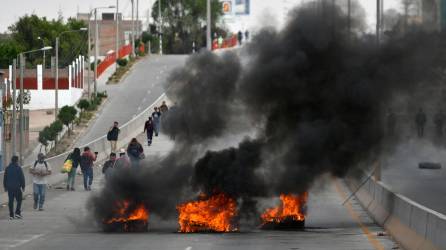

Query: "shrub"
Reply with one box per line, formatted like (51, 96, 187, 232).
(117, 58, 128, 67)
(58, 105, 77, 136)
(77, 99, 90, 122)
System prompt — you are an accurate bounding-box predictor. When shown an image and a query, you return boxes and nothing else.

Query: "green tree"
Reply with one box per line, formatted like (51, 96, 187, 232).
(152, 0, 224, 54)
(77, 99, 90, 122)
(38, 127, 50, 152)
(0, 38, 23, 68)
(58, 105, 77, 136)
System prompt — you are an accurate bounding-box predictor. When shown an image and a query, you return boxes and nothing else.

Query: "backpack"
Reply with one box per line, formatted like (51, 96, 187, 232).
(107, 131, 112, 141)
(34, 160, 48, 170)
(80, 154, 92, 170)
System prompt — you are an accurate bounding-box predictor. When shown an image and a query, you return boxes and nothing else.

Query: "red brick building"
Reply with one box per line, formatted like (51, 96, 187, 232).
(77, 12, 142, 56)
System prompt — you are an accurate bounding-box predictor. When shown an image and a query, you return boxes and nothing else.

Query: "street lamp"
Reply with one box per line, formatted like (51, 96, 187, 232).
(55, 28, 88, 121)
(207, 0, 211, 51)
(89, 5, 116, 98)
(158, 0, 163, 55)
(0, 70, 4, 171)
(37, 37, 47, 69)
(18, 46, 53, 164)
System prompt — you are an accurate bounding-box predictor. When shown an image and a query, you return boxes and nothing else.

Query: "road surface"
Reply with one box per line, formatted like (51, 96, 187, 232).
(77, 55, 187, 146)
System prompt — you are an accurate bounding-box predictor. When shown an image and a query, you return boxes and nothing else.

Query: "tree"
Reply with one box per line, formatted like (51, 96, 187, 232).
(0, 38, 23, 68)
(58, 105, 77, 136)
(38, 127, 50, 152)
(152, 0, 224, 54)
(77, 99, 90, 122)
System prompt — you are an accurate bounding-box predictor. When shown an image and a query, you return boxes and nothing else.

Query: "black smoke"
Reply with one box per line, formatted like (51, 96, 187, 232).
(89, 1, 446, 227)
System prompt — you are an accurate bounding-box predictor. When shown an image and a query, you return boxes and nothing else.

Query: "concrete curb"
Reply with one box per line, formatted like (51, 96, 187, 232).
(346, 174, 446, 250)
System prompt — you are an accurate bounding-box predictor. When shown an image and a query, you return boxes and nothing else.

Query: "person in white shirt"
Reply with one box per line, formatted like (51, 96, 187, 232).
(30, 153, 52, 211)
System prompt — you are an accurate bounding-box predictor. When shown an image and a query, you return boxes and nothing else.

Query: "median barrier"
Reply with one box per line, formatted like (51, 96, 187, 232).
(0, 93, 166, 205)
(346, 172, 446, 250)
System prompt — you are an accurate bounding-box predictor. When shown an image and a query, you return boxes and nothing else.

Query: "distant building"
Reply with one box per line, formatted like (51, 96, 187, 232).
(77, 12, 142, 57)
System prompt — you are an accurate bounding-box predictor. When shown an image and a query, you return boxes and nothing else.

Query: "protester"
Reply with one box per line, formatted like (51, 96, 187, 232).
(107, 121, 120, 153)
(144, 117, 154, 146)
(245, 30, 250, 41)
(152, 107, 162, 136)
(237, 30, 243, 45)
(80, 147, 97, 191)
(102, 153, 117, 180)
(126, 138, 144, 168)
(115, 149, 131, 169)
(30, 153, 51, 211)
(66, 148, 81, 191)
(3, 156, 25, 219)
(159, 101, 169, 113)
(434, 110, 446, 137)
(415, 108, 427, 138)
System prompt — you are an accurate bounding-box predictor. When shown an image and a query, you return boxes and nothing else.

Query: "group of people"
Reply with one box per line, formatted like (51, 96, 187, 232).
(387, 108, 446, 138)
(2, 101, 170, 220)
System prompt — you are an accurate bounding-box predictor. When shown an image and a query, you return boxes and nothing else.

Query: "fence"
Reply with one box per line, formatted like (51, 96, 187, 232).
(97, 44, 133, 78)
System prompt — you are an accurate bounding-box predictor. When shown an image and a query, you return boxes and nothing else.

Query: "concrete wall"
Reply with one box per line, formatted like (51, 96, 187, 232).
(346, 173, 446, 250)
(0, 93, 166, 205)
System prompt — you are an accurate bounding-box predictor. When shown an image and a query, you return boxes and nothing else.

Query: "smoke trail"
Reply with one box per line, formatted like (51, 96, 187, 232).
(89, 1, 446, 225)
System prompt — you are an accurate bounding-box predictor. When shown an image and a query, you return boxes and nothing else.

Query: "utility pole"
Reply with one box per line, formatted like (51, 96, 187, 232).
(0, 71, 4, 171)
(116, 0, 120, 64)
(206, 0, 211, 51)
(137, 0, 139, 39)
(132, 0, 136, 57)
(11, 59, 16, 157)
(55, 37, 59, 120)
(94, 9, 99, 97)
(87, 14, 91, 100)
(348, 0, 351, 39)
(19, 54, 24, 165)
(376, 0, 381, 45)
(159, 0, 163, 55)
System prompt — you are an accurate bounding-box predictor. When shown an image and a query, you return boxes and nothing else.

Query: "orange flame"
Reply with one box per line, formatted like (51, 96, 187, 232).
(105, 200, 149, 224)
(261, 193, 308, 224)
(177, 193, 238, 233)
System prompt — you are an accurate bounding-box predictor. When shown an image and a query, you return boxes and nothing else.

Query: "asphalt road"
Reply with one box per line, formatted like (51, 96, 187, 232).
(77, 55, 187, 146)
(382, 138, 446, 215)
(0, 173, 397, 250)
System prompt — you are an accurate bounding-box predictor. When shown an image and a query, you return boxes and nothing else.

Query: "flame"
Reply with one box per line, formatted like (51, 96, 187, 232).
(261, 193, 308, 224)
(177, 193, 238, 233)
(105, 200, 149, 224)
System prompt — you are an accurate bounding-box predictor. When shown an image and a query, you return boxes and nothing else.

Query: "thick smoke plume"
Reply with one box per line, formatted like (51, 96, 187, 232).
(89, 1, 446, 226)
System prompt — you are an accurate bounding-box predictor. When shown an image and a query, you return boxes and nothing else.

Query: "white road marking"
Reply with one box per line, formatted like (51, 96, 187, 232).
(185, 247, 192, 250)
(8, 234, 45, 248)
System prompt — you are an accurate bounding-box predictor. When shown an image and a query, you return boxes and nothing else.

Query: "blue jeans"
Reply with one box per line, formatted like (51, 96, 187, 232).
(33, 183, 46, 209)
(67, 168, 76, 189)
(83, 167, 93, 190)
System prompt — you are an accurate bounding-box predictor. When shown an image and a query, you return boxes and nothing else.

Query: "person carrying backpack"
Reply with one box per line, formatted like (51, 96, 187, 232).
(126, 138, 144, 168)
(102, 153, 117, 180)
(107, 122, 120, 153)
(30, 153, 51, 211)
(80, 147, 97, 191)
(3, 156, 25, 219)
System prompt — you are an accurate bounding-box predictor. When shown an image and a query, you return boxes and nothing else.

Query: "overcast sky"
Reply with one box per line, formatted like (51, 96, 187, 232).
(1, 0, 402, 33)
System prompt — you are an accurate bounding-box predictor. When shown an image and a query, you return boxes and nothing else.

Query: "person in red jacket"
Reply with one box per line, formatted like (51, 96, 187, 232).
(80, 147, 97, 191)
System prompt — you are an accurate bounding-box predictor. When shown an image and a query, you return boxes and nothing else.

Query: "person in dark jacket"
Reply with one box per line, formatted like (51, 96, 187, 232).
(3, 156, 25, 219)
(102, 153, 117, 180)
(144, 117, 154, 146)
(107, 122, 120, 153)
(237, 30, 243, 45)
(415, 108, 427, 138)
(66, 148, 81, 191)
(127, 138, 144, 168)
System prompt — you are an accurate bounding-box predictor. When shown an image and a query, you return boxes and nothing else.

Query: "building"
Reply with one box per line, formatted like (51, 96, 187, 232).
(77, 12, 142, 57)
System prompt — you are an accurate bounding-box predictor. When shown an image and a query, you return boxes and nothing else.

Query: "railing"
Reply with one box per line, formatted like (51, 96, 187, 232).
(97, 44, 133, 78)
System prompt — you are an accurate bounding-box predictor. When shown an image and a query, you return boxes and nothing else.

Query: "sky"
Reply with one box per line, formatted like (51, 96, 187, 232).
(0, 0, 402, 33)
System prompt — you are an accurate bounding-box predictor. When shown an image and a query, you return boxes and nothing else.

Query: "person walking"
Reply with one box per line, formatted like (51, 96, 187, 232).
(159, 101, 169, 113)
(434, 110, 446, 137)
(152, 107, 162, 136)
(107, 122, 120, 153)
(80, 147, 97, 191)
(3, 156, 25, 219)
(245, 30, 250, 41)
(218, 35, 224, 48)
(415, 108, 427, 138)
(115, 149, 131, 169)
(127, 138, 144, 168)
(30, 153, 51, 211)
(237, 30, 243, 45)
(102, 153, 117, 180)
(66, 148, 81, 191)
(144, 117, 154, 146)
